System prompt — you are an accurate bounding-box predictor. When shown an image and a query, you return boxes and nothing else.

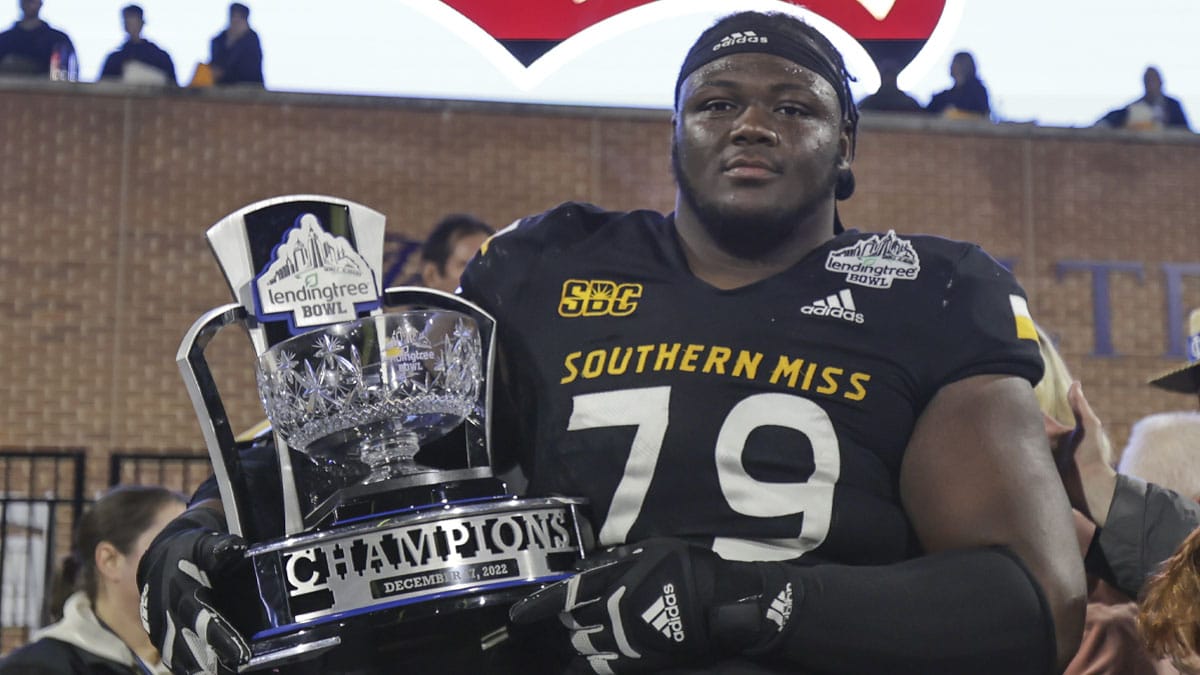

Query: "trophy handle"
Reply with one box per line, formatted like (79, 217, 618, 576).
(177, 303, 258, 539)
(382, 287, 498, 468)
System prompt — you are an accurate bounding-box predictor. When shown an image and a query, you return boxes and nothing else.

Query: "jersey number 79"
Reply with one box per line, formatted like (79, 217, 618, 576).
(568, 386, 841, 561)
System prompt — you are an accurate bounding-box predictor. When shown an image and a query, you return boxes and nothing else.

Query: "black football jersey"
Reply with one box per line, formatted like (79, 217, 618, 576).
(461, 203, 1042, 566)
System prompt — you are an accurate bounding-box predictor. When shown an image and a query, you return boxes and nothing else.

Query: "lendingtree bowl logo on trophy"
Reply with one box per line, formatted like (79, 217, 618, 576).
(255, 213, 381, 331)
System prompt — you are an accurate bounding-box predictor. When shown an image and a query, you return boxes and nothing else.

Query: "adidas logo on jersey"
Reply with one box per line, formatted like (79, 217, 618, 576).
(711, 30, 768, 52)
(801, 289, 865, 324)
(641, 583, 686, 642)
(765, 583, 793, 632)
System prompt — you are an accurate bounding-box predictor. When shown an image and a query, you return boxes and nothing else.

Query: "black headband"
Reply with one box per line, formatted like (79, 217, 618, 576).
(674, 18, 850, 122)
(675, 14, 858, 226)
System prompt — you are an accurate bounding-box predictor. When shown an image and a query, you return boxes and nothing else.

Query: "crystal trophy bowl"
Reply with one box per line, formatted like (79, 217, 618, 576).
(255, 311, 481, 484)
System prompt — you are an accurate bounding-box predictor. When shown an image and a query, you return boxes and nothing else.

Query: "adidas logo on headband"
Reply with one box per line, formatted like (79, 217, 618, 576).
(711, 31, 769, 52)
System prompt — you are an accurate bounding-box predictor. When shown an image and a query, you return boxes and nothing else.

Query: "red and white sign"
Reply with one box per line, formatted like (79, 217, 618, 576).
(440, 0, 947, 42)
(441, 0, 945, 41)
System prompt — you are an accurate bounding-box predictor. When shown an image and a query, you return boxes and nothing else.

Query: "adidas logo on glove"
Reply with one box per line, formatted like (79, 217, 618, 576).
(766, 583, 794, 632)
(642, 583, 686, 642)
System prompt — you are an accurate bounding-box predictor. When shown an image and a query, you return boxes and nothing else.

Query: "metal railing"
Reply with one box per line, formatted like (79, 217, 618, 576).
(0, 448, 214, 654)
(108, 450, 213, 497)
(0, 449, 86, 652)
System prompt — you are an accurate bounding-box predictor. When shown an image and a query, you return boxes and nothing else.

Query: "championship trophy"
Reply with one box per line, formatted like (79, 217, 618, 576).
(177, 196, 592, 671)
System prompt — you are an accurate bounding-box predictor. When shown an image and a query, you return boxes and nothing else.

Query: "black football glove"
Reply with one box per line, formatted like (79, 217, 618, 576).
(137, 505, 252, 675)
(509, 538, 795, 673)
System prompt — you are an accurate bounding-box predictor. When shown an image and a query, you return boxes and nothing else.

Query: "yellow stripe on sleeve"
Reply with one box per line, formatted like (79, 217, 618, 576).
(1009, 295, 1038, 341)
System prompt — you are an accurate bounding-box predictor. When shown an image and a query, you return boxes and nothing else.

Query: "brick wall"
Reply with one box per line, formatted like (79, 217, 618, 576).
(1, 82, 1198, 498)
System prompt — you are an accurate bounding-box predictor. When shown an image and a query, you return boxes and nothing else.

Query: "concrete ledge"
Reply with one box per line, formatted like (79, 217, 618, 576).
(3, 74, 1198, 144)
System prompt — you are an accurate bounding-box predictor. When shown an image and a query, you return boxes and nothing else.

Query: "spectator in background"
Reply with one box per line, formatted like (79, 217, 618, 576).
(1034, 325, 1181, 675)
(1055, 309, 1200, 605)
(926, 51, 990, 119)
(209, 2, 262, 87)
(1119, 412, 1200, 501)
(858, 58, 922, 114)
(0, 485, 186, 674)
(419, 214, 494, 293)
(1141, 529, 1200, 672)
(1148, 308, 1200, 406)
(0, 0, 73, 77)
(99, 5, 176, 86)
(1134, 415, 1200, 671)
(1098, 67, 1190, 132)
(1041, 314, 1200, 669)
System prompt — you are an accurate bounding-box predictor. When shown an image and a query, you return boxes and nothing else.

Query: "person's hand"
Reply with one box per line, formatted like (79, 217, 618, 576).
(137, 503, 252, 674)
(1049, 382, 1118, 526)
(509, 538, 787, 673)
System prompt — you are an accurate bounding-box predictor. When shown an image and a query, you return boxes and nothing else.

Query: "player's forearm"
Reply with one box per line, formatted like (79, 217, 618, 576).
(745, 547, 1063, 674)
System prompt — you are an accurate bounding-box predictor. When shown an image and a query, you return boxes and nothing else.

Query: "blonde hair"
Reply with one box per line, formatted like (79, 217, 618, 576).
(1033, 324, 1074, 427)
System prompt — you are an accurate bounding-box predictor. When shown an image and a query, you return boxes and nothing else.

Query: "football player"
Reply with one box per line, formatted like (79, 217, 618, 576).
(138, 10, 1086, 674)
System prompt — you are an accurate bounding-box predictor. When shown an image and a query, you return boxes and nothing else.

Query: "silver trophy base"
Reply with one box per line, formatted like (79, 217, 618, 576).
(242, 495, 592, 671)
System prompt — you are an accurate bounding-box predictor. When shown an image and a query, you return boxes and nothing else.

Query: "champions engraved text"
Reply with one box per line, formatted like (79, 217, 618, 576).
(281, 507, 578, 620)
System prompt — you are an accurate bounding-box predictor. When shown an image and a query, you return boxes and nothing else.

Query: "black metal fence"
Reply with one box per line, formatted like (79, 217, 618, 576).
(0, 448, 212, 653)
(109, 451, 214, 496)
(0, 449, 86, 651)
